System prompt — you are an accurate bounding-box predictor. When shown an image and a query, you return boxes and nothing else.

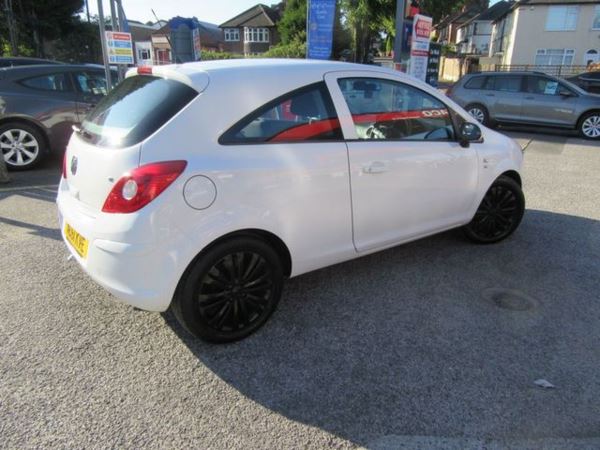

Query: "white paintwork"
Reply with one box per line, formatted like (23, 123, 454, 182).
(57, 59, 523, 312)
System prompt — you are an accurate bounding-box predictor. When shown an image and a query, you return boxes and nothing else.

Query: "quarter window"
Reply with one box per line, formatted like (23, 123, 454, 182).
(224, 28, 240, 42)
(220, 83, 342, 144)
(20, 73, 72, 92)
(338, 78, 454, 141)
(546, 5, 579, 31)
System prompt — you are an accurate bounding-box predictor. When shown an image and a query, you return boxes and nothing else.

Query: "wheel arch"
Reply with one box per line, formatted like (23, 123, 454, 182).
(0, 116, 51, 151)
(577, 109, 600, 128)
(500, 170, 522, 187)
(182, 228, 293, 280)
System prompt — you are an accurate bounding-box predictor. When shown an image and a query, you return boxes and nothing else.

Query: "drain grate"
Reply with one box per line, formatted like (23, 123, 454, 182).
(483, 288, 538, 311)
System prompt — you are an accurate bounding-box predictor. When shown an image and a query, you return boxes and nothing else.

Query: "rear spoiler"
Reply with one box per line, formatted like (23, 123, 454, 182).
(125, 65, 209, 92)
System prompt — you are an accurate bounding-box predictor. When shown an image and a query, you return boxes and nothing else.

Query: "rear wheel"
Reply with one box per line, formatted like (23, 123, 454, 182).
(464, 176, 525, 244)
(0, 122, 46, 170)
(466, 104, 490, 127)
(579, 112, 600, 140)
(172, 237, 284, 343)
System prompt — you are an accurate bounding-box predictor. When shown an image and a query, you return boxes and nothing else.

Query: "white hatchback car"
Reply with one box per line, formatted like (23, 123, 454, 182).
(57, 59, 525, 342)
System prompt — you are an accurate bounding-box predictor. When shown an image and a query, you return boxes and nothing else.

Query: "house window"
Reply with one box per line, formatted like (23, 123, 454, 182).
(545, 5, 579, 31)
(244, 27, 270, 43)
(224, 28, 240, 42)
(138, 49, 151, 60)
(593, 6, 600, 30)
(535, 49, 575, 66)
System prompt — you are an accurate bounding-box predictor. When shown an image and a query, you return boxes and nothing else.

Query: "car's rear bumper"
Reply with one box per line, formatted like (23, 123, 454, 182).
(56, 181, 181, 312)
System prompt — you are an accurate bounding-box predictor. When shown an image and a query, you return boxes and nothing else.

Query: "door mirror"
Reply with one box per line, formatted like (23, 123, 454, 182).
(459, 122, 482, 147)
(559, 89, 575, 98)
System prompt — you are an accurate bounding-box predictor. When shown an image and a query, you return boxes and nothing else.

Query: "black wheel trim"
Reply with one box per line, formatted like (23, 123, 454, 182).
(195, 252, 274, 333)
(469, 185, 520, 240)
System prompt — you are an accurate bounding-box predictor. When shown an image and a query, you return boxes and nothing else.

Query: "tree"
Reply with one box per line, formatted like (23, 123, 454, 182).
(278, 0, 307, 45)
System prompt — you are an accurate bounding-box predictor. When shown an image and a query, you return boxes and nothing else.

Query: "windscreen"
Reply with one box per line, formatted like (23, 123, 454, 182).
(80, 75, 198, 148)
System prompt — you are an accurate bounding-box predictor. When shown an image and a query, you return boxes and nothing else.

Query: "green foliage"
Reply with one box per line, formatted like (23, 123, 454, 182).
(278, 0, 308, 45)
(49, 19, 102, 63)
(262, 37, 307, 58)
(201, 51, 244, 60)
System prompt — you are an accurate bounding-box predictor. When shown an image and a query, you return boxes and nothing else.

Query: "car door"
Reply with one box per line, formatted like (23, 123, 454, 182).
(521, 75, 580, 127)
(483, 75, 524, 122)
(17, 69, 80, 151)
(72, 70, 110, 121)
(325, 71, 479, 253)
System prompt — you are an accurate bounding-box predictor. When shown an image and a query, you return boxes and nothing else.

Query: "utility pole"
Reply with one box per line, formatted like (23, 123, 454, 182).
(85, 0, 91, 23)
(4, 0, 18, 56)
(393, 0, 406, 70)
(97, 0, 113, 91)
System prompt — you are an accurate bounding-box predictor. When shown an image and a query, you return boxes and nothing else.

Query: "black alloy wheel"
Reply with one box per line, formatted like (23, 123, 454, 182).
(172, 237, 284, 343)
(464, 176, 525, 244)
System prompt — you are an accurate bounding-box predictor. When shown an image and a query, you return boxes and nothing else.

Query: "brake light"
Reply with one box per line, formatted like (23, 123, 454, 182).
(137, 66, 153, 75)
(102, 161, 187, 213)
(62, 152, 67, 179)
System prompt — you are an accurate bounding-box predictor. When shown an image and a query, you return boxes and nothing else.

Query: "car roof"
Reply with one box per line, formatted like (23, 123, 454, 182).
(0, 64, 107, 79)
(126, 59, 418, 91)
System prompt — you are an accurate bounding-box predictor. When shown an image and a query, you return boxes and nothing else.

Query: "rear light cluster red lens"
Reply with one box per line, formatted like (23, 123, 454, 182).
(102, 161, 187, 214)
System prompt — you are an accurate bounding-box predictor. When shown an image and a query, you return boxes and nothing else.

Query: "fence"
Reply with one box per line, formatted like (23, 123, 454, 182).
(492, 64, 588, 77)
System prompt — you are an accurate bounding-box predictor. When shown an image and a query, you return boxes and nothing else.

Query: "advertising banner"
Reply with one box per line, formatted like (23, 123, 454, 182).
(426, 42, 442, 87)
(408, 14, 432, 81)
(307, 0, 336, 60)
(105, 31, 134, 65)
(192, 28, 202, 61)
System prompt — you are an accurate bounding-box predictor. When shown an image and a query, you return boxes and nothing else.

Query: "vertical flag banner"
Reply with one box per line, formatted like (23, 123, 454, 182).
(307, 0, 336, 60)
(409, 14, 432, 82)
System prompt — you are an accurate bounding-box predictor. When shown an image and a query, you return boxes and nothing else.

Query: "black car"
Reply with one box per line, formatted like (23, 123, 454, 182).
(0, 65, 116, 170)
(0, 57, 62, 68)
(567, 71, 600, 94)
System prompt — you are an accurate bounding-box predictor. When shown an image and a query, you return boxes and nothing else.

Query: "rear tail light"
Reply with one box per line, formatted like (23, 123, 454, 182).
(102, 161, 187, 214)
(62, 152, 67, 179)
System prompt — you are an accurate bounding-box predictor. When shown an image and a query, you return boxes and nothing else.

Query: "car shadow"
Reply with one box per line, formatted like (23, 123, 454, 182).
(164, 209, 600, 445)
(0, 216, 62, 241)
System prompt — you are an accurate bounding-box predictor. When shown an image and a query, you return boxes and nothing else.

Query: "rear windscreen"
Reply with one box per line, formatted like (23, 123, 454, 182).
(80, 75, 198, 148)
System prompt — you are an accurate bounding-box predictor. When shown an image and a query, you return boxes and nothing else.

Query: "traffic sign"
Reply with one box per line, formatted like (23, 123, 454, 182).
(105, 31, 134, 65)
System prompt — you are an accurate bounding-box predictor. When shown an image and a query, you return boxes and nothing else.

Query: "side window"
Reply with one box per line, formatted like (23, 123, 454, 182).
(526, 76, 565, 95)
(338, 78, 454, 141)
(464, 76, 487, 89)
(220, 83, 342, 144)
(20, 73, 72, 92)
(493, 75, 522, 92)
(75, 71, 108, 96)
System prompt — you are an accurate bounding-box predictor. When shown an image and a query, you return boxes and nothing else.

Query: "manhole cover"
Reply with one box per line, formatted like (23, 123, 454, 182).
(483, 288, 538, 311)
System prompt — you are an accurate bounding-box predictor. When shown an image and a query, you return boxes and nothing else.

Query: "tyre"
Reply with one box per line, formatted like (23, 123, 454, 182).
(0, 122, 47, 170)
(466, 104, 491, 127)
(578, 111, 600, 140)
(172, 237, 284, 343)
(463, 176, 525, 244)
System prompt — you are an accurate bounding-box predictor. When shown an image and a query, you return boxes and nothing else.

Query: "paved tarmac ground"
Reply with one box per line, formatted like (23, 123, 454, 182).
(1, 130, 599, 449)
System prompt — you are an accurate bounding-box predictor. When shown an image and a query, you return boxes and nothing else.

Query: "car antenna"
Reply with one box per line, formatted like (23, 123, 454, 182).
(151, 9, 180, 64)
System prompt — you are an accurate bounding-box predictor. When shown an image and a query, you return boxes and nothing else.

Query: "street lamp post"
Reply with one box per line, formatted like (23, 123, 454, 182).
(97, 0, 113, 91)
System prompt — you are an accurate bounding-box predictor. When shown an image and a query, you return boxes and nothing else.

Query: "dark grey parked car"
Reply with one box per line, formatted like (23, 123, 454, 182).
(0, 64, 112, 170)
(0, 57, 62, 68)
(448, 71, 600, 140)
(566, 71, 600, 95)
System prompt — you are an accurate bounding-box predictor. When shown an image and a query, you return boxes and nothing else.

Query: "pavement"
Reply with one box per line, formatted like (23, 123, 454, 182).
(1, 129, 599, 449)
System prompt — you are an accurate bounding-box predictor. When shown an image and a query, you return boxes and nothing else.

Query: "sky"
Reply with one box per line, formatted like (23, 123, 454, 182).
(85, 0, 503, 26)
(84, 0, 266, 26)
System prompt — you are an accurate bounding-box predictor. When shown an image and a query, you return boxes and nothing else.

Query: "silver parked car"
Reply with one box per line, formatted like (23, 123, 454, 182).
(0, 64, 113, 170)
(448, 71, 600, 140)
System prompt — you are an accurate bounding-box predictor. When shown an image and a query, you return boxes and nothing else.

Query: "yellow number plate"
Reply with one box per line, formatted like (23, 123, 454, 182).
(64, 223, 89, 259)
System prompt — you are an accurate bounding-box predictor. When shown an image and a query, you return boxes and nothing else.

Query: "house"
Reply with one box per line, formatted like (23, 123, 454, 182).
(456, 1, 515, 56)
(219, 3, 283, 56)
(489, 0, 600, 67)
(435, 1, 489, 46)
(151, 17, 224, 64)
(128, 21, 158, 66)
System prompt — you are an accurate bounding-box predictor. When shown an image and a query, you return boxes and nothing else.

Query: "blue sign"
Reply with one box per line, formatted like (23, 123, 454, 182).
(307, 0, 336, 60)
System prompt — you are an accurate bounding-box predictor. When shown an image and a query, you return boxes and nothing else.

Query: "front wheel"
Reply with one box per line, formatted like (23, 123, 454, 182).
(579, 112, 600, 140)
(172, 237, 284, 343)
(463, 176, 525, 244)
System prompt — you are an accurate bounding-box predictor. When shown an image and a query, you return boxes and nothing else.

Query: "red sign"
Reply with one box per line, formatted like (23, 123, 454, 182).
(414, 18, 431, 40)
(110, 32, 131, 41)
